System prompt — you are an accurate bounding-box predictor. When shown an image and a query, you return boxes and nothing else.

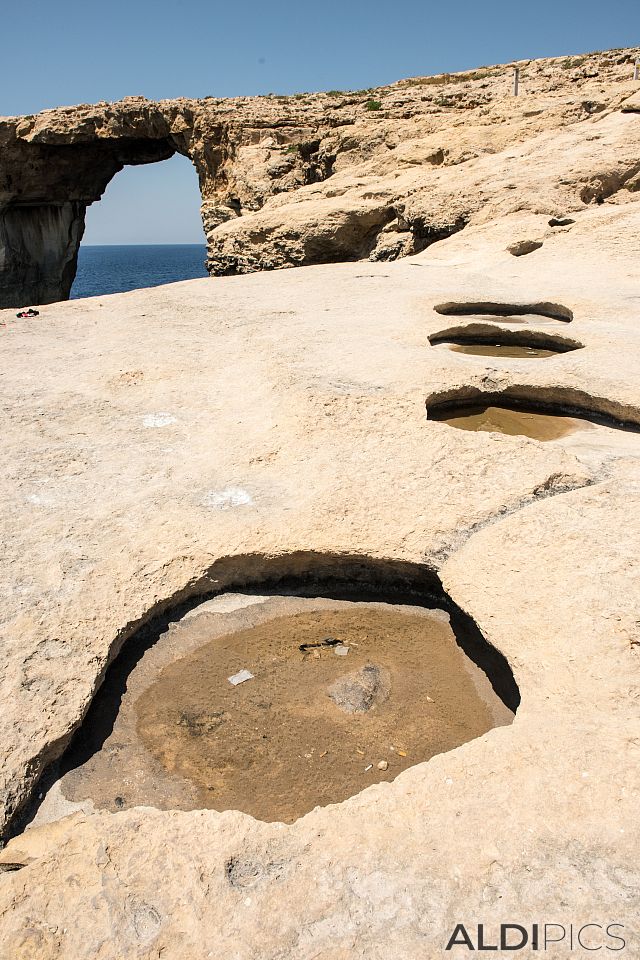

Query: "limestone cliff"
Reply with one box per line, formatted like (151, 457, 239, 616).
(1, 47, 639, 306)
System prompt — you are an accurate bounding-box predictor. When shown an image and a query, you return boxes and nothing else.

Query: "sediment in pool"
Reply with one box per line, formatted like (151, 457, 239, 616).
(427, 326, 583, 356)
(443, 344, 558, 359)
(426, 391, 640, 446)
(32, 594, 514, 825)
(430, 403, 583, 440)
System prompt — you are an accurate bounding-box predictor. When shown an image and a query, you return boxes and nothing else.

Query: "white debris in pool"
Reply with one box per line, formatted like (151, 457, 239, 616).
(228, 669, 254, 686)
(142, 413, 177, 428)
(202, 487, 254, 510)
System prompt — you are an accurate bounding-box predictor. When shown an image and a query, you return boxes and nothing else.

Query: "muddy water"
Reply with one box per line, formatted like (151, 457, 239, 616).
(445, 344, 558, 359)
(431, 403, 582, 441)
(53, 598, 512, 825)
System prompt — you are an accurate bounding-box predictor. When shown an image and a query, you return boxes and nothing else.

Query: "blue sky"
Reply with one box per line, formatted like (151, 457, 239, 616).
(3, 0, 638, 243)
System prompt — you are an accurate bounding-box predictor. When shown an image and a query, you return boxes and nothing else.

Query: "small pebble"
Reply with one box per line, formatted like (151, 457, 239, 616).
(377, 760, 388, 771)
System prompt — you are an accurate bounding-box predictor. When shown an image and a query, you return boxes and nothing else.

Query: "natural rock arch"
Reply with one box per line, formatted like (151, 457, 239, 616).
(0, 95, 342, 307)
(0, 103, 203, 306)
(2, 53, 640, 307)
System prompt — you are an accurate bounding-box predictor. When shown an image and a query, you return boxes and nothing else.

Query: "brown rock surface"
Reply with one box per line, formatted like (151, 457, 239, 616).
(1, 48, 640, 960)
(1, 47, 639, 305)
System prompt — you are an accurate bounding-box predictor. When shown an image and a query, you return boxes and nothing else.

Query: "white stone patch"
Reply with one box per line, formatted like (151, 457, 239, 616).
(183, 593, 269, 619)
(202, 487, 254, 510)
(428, 608, 451, 624)
(29, 780, 95, 829)
(142, 413, 177, 428)
(26, 493, 56, 507)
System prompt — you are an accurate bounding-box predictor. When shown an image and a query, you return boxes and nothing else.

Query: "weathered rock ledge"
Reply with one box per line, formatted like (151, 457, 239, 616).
(1, 47, 640, 960)
(1, 47, 639, 305)
(0, 188, 639, 955)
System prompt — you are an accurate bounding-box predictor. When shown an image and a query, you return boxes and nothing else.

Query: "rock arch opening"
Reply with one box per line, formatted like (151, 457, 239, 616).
(71, 154, 207, 299)
(0, 124, 208, 307)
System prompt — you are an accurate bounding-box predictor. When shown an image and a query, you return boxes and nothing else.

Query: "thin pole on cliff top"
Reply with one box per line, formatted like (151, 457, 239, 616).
(513, 66, 520, 96)
(634, 60, 639, 81)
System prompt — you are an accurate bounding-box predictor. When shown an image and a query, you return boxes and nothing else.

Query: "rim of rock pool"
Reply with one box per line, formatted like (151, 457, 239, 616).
(425, 385, 640, 432)
(428, 325, 584, 354)
(433, 300, 574, 322)
(8, 553, 520, 839)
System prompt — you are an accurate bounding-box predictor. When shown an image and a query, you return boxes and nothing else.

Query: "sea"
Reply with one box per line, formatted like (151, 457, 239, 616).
(70, 244, 208, 299)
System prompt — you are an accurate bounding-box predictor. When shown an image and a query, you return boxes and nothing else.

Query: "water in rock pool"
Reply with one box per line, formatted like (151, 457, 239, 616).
(430, 404, 582, 440)
(40, 597, 513, 825)
(70, 244, 208, 299)
(444, 343, 558, 358)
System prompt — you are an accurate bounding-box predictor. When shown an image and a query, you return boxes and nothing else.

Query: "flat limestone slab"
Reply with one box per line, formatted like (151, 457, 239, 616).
(0, 200, 639, 957)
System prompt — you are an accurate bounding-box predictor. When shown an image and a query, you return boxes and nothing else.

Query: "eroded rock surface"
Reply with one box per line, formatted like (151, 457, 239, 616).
(1, 47, 640, 305)
(1, 49, 640, 960)
(1, 190, 640, 956)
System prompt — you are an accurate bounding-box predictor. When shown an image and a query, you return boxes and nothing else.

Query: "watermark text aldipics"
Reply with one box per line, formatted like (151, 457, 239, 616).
(445, 922, 626, 952)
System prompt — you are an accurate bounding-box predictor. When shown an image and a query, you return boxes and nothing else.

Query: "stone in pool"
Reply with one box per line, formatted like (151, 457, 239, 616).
(327, 664, 390, 713)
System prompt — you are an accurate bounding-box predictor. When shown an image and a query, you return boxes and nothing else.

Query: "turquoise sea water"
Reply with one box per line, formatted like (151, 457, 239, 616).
(71, 244, 208, 299)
